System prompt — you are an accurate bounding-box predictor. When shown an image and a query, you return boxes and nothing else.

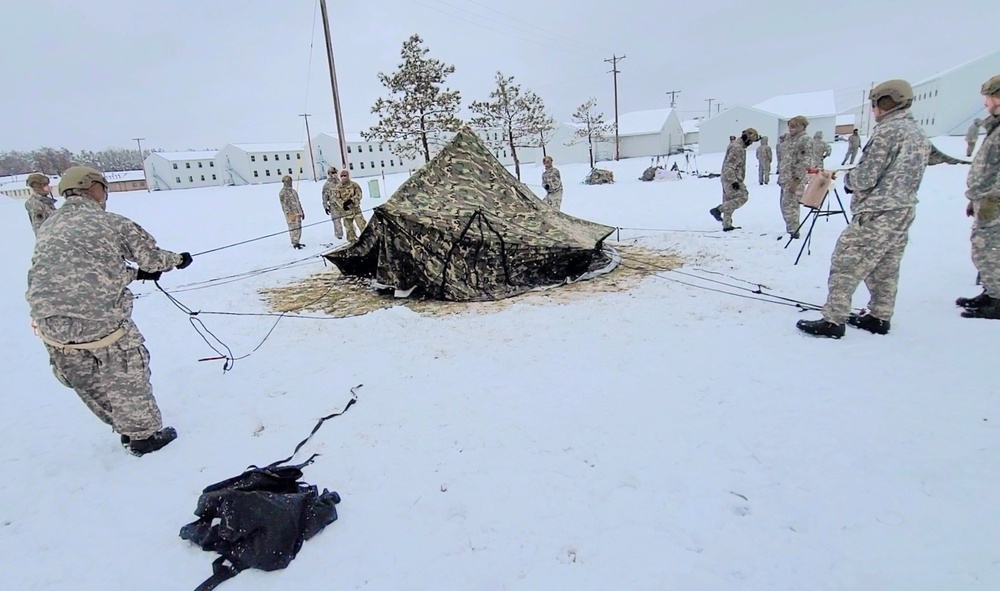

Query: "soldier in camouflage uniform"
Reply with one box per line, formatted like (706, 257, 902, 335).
(756, 136, 772, 185)
(279, 175, 305, 249)
(710, 128, 760, 231)
(24, 173, 57, 235)
(335, 169, 366, 242)
(25, 166, 192, 455)
(812, 131, 831, 167)
(541, 156, 564, 210)
(966, 119, 982, 157)
(321, 166, 344, 240)
(842, 129, 861, 165)
(777, 116, 812, 238)
(957, 75, 1000, 319)
(797, 80, 930, 338)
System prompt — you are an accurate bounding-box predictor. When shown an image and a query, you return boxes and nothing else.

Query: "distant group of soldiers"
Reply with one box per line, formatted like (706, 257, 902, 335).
(277, 166, 367, 249)
(705, 74, 1000, 338)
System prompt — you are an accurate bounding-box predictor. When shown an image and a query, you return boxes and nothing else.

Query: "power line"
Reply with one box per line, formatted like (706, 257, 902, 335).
(454, 0, 611, 54)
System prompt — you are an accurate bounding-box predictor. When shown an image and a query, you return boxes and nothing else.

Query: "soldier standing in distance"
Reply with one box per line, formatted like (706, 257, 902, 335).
(797, 80, 930, 338)
(777, 115, 812, 238)
(541, 156, 564, 210)
(812, 131, 831, 167)
(25, 166, 192, 455)
(957, 75, 1000, 319)
(756, 136, 773, 185)
(279, 175, 305, 249)
(24, 173, 57, 235)
(710, 128, 760, 231)
(966, 119, 982, 157)
(321, 166, 344, 241)
(842, 129, 861, 165)
(335, 169, 367, 242)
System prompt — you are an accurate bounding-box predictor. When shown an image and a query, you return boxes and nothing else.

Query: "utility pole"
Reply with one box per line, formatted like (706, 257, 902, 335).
(604, 54, 625, 160)
(133, 137, 150, 192)
(665, 90, 681, 108)
(319, 0, 348, 170)
(716, 103, 723, 115)
(706, 98, 715, 118)
(299, 113, 317, 181)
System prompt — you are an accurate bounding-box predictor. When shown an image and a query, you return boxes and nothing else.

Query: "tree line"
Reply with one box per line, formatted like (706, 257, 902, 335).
(4, 34, 615, 180)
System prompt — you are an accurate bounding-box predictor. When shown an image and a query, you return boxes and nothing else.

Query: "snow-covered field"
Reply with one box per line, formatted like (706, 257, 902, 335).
(1, 137, 997, 590)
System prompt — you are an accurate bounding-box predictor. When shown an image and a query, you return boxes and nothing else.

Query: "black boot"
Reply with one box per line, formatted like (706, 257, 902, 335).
(956, 290, 991, 309)
(120, 434, 130, 447)
(961, 301, 1000, 319)
(128, 427, 177, 456)
(847, 311, 890, 335)
(709, 207, 723, 222)
(796, 318, 845, 338)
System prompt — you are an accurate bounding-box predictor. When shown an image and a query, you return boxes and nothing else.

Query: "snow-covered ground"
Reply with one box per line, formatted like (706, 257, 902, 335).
(1, 137, 997, 590)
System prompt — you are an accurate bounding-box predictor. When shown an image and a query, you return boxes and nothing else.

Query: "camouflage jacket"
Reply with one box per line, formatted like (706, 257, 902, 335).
(542, 166, 563, 194)
(844, 109, 930, 214)
(24, 191, 57, 235)
(334, 181, 363, 212)
(967, 122, 981, 142)
(848, 134, 861, 150)
(279, 187, 303, 217)
(777, 130, 811, 184)
(26, 196, 182, 342)
(966, 114, 1000, 204)
(812, 137, 831, 164)
(721, 138, 746, 187)
(755, 143, 772, 164)
(321, 178, 341, 212)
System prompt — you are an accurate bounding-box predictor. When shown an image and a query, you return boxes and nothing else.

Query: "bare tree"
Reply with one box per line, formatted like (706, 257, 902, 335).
(363, 34, 464, 163)
(570, 99, 613, 168)
(469, 72, 553, 180)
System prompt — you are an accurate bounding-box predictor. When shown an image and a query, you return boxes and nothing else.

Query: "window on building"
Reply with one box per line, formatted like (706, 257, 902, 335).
(390, 159, 395, 166)
(254, 171, 259, 177)
(172, 163, 178, 169)
(360, 162, 365, 169)
(349, 162, 354, 170)
(198, 162, 203, 168)
(185, 162, 191, 169)
(296, 153, 301, 160)
(368, 145, 373, 152)
(347, 145, 352, 153)
(175, 177, 181, 183)
(274, 154, 279, 161)
(212, 174, 217, 180)
(266, 170, 271, 176)
(286, 154, 291, 160)
(200, 175, 205, 181)
(299, 168, 303, 174)
(263, 155, 268, 161)
(381, 160, 385, 167)
(189, 176, 193, 182)
(371, 161, 375, 168)
(210, 161, 215, 167)
(379, 144, 383, 152)
(288, 168, 292, 174)
(935, 90, 938, 96)
(251, 155, 256, 162)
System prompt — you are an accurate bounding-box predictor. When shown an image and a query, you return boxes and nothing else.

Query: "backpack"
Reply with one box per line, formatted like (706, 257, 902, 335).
(180, 394, 358, 590)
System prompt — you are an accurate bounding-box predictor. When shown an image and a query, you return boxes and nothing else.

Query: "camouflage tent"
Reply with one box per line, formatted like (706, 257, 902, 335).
(322, 128, 616, 301)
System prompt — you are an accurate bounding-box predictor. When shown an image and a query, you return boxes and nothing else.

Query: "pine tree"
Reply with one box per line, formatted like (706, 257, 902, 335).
(570, 99, 613, 169)
(522, 99, 556, 160)
(469, 72, 552, 180)
(363, 34, 463, 163)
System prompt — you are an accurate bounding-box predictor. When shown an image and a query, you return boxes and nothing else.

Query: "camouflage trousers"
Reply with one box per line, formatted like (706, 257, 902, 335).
(343, 210, 367, 242)
(285, 213, 303, 245)
(543, 190, 563, 211)
(842, 148, 858, 165)
(971, 200, 1000, 297)
(329, 209, 344, 240)
(718, 184, 748, 227)
(41, 319, 163, 439)
(967, 141, 977, 157)
(779, 180, 804, 233)
(758, 163, 771, 185)
(821, 207, 916, 324)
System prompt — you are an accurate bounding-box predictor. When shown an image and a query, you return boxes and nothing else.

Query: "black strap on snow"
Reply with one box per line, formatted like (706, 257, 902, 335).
(194, 557, 242, 591)
(264, 384, 362, 469)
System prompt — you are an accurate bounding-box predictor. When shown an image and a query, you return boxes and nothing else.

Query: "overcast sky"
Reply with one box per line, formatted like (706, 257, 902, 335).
(2, 0, 997, 152)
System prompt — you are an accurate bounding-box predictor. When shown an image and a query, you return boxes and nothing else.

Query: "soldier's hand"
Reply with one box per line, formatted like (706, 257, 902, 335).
(731, 182, 740, 190)
(324, 207, 330, 215)
(967, 201, 975, 217)
(177, 252, 193, 270)
(136, 269, 162, 282)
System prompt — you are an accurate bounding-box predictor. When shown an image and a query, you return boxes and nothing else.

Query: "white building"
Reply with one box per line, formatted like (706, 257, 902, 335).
(216, 143, 307, 186)
(144, 150, 220, 191)
(697, 106, 785, 154)
(754, 89, 837, 142)
(311, 132, 423, 178)
(681, 119, 701, 146)
(909, 49, 1000, 137)
(614, 108, 685, 159)
(544, 123, 615, 166)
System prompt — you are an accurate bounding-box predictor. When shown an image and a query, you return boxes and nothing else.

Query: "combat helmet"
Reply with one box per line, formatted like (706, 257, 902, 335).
(869, 79, 914, 107)
(327, 166, 337, 175)
(25, 173, 50, 189)
(788, 115, 809, 129)
(281, 175, 293, 184)
(981, 74, 1000, 96)
(58, 166, 108, 197)
(742, 128, 760, 143)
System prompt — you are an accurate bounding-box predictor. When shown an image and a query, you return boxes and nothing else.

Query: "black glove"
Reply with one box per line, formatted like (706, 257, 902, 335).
(543, 184, 550, 192)
(177, 252, 193, 269)
(844, 185, 853, 194)
(324, 207, 330, 215)
(731, 182, 740, 190)
(343, 199, 354, 209)
(136, 269, 161, 281)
